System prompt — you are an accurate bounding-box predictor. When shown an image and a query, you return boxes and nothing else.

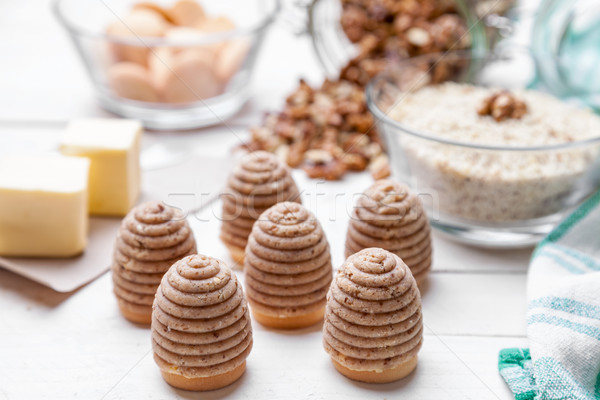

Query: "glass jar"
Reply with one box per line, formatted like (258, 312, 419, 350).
(305, 0, 491, 79)
(532, 0, 600, 110)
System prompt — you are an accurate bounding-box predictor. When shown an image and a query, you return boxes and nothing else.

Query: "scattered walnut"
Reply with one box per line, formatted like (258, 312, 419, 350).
(406, 27, 431, 48)
(477, 90, 528, 122)
(287, 139, 308, 167)
(369, 154, 391, 180)
(340, 5, 368, 42)
(304, 149, 334, 164)
(341, 152, 368, 171)
(246, 78, 383, 180)
(302, 158, 347, 180)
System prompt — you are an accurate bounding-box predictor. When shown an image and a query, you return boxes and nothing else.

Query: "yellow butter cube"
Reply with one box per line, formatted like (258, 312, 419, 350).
(60, 119, 142, 217)
(0, 156, 90, 258)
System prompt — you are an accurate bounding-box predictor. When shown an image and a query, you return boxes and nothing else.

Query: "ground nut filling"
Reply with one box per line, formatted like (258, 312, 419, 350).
(323, 248, 423, 372)
(346, 180, 432, 282)
(389, 82, 600, 222)
(151, 254, 252, 378)
(220, 151, 301, 260)
(244, 202, 333, 318)
(112, 201, 197, 319)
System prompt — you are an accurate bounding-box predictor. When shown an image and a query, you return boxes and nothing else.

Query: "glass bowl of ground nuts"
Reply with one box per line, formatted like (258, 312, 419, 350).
(367, 50, 600, 248)
(54, 0, 279, 129)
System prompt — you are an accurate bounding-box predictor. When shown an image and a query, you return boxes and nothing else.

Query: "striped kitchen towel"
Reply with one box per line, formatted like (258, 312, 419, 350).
(499, 190, 600, 400)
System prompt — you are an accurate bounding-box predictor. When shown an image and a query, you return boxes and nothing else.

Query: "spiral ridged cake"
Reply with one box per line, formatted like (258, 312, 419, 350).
(112, 201, 197, 324)
(151, 254, 252, 391)
(345, 180, 432, 285)
(244, 202, 333, 329)
(220, 151, 301, 265)
(323, 248, 423, 383)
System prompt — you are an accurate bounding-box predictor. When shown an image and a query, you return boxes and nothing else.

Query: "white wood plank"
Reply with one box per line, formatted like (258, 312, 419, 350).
(436, 335, 530, 399)
(421, 273, 527, 337)
(432, 234, 531, 274)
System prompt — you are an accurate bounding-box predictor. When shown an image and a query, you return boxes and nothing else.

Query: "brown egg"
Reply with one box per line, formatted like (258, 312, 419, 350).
(195, 16, 236, 54)
(148, 40, 216, 101)
(106, 9, 169, 66)
(168, 0, 206, 27)
(106, 8, 169, 37)
(215, 38, 251, 83)
(107, 62, 160, 102)
(132, 2, 175, 23)
(164, 27, 217, 61)
(196, 16, 236, 33)
(159, 49, 222, 103)
(148, 47, 175, 93)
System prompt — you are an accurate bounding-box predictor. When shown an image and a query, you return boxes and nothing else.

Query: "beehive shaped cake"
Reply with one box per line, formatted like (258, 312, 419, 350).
(220, 151, 301, 264)
(112, 201, 197, 324)
(244, 202, 333, 329)
(345, 179, 432, 285)
(323, 248, 423, 383)
(151, 254, 252, 391)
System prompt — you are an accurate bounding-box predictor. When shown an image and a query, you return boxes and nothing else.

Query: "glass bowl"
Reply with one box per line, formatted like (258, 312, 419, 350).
(53, 0, 279, 130)
(367, 50, 600, 248)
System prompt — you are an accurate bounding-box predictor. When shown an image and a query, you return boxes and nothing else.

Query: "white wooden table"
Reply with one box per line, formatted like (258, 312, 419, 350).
(0, 1, 531, 399)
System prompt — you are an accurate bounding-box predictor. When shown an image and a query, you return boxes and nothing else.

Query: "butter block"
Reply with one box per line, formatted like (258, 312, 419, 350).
(0, 156, 90, 258)
(60, 119, 142, 217)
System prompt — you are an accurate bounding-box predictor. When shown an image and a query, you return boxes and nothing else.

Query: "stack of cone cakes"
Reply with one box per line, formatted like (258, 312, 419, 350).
(244, 201, 333, 329)
(345, 179, 432, 285)
(323, 248, 423, 383)
(151, 254, 252, 391)
(220, 151, 300, 264)
(112, 201, 197, 324)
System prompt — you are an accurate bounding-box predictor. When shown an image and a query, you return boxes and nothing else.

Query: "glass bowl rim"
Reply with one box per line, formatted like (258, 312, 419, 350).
(52, 0, 281, 47)
(366, 50, 600, 152)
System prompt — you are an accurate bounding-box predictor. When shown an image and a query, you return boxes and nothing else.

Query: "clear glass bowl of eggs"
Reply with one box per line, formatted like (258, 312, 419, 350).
(54, 0, 279, 129)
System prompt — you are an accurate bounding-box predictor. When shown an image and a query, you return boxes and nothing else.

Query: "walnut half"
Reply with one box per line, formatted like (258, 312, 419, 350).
(477, 90, 528, 122)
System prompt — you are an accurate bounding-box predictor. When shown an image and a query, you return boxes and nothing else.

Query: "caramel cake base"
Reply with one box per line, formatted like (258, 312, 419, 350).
(116, 297, 152, 325)
(332, 356, 418, 384)
(223, 242, 245, 266)
(159, 359, 247, 391)
(251, 306, 325, 330)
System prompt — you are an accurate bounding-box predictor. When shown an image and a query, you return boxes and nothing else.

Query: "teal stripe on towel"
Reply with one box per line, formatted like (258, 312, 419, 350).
(536, 249, 586, 274)
(552, 244, 600, 271)
(528, 314, 600, 342)
(529, 297, 600, 321)
(538, 191, 600, 249)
